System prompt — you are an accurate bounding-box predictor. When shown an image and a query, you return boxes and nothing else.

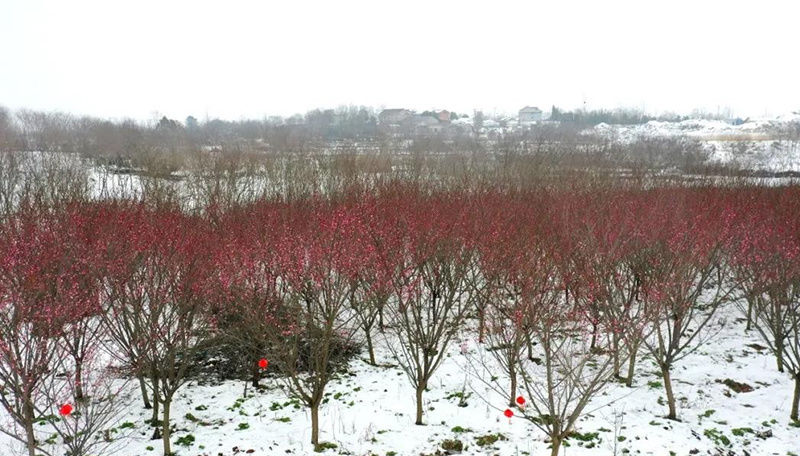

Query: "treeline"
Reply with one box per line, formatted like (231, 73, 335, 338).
(547, 105, 742, 126)
(2, 183, 800, 456)
(0, 105, 382, 163)
(0, 108, 725, 202)
(549, 106, 656, 125)
(4, 104, 800, 207)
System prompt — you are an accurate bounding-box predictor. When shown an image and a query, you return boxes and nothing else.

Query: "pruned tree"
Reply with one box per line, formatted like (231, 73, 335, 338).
(37, 339, 130, 456)
(135, 209, 214, 456)
(638, 189, 734, 420)
(469, 191, 541, 407)
(355, 195, 405, 364)
(516, 293, 615, 456)
(96, 203, 215, 456)
(0, 206, 95, 456)
(729, 189, 800, 419)
(211, 202, 284, 388)
(570, 191, 649, 387)
(95, 203, 159, 420)
(384, 192, 475, 425)
(470, 196, 616, 456)
(266, 201, 362, 449)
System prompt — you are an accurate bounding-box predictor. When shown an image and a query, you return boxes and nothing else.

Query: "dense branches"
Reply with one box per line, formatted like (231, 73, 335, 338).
(729, 188, 800, 419)
(2, 181, 800, 454)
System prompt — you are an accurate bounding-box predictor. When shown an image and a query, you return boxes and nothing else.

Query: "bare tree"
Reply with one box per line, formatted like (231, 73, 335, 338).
(470, 277, 615, 456)
(637, 192, 733, 420)
(37, 345, 130, 456)
(729, 198, 800, 419)
(0, 151, 25, 219)
(266, 202, 361, 449)
(384, 194, 475, 425)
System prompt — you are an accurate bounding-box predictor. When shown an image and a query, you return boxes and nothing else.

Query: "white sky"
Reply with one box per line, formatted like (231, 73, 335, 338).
(1, 0, 798, 121)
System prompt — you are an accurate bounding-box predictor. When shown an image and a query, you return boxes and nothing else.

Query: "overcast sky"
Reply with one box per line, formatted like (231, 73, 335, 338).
(1, 0, 798, 121)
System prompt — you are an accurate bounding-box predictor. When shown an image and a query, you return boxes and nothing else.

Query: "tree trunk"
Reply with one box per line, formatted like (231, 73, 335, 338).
(23, 399, 36, 456)
(550, 435, 562, 456)
(252, 365, 260, 388)
(508, 367, 517, 408)
(161, 397, 171, 456)
(791, 375, 799, 421)
(150, 370, 161, 439)
(139, 374, 152, 409)
(662, 365, 678, 420)
(612, 333, 620, 378)
(310, 403, 320, 446)
(378, 307, 385, 333)
(151, 392, 160, 427)
(745, 300, 753, 331)
(776, 337, 785, 373)
(477, 304, 486, 344)
(625, 345, 637, 388)
(526, 333, 535, 361)
(415, 385, 425, 425)
(365, 328, 376, 366)
(75, 359, 84, 401)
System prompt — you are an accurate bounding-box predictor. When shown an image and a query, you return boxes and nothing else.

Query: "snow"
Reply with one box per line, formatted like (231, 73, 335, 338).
(588, 118, 786, 143)
(588, 117, 800, 173)
(706, 140, 800, 173)
(3, 305, 797, 455)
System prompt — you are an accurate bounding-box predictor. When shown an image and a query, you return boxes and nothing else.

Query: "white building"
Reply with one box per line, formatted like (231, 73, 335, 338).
(518, 106, 543, 125)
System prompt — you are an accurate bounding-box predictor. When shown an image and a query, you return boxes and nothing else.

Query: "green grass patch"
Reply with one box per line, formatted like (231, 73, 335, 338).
(175, 434, 195, 447)
(314, 441, 337, 452)
(703, 428, 731, 447)
(475, 433, 506, 447)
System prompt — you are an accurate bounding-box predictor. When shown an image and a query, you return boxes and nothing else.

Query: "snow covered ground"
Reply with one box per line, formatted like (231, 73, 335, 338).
(591, 115, 800, 143)
(591, 115, 800, 173)
(3, 305, 797, 456)
(705, 140, 800, 173)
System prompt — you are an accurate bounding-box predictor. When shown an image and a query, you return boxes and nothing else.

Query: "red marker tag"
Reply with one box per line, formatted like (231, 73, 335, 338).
(59, 404, 73, 416)
(258, 358, 269, 370)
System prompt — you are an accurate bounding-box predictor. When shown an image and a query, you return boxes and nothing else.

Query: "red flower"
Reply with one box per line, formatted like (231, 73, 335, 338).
(515, 396, 526, 406)
(59, 404, 73, 416)
(258, 358, 269, 370)
(503, 408, 513, 418)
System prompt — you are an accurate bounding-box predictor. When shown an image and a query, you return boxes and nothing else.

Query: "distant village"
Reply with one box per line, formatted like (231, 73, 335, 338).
(373, 105, 759, 140)
(377, 106, 544, 137)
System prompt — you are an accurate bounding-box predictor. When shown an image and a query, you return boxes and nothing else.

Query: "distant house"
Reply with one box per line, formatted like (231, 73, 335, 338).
(412, 115, 442, 134)
(437, 110, 451, 123)
(484, 119, 500, 128)
(518, 106, 543, 124)
(379, 109, 413, 125)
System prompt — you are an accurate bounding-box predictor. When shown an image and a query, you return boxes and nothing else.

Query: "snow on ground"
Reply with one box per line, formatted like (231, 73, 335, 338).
(705, 140, 800, 173)
(3, 305, 797, 456)
(591, 116, 800, 173)
(592, 115, 800, 144)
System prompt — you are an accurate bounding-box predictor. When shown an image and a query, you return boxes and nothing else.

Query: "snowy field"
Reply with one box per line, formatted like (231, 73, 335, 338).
(591, 115, 800, 143)
(3, 306, 796, 456)
(592, 115, 800, 173)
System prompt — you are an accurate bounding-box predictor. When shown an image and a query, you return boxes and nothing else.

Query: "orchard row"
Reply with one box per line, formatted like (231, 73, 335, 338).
(1, 184, 799, 456)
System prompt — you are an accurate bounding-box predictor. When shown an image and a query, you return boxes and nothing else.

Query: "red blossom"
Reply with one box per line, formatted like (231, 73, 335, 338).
(59, 403, 73, 416)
